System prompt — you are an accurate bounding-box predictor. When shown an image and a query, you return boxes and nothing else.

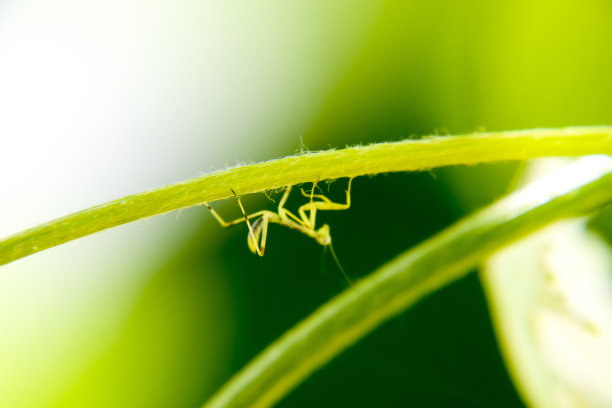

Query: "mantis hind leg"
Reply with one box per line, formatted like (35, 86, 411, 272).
(277, 185, 308, 227)
(204, 203, 269, 228)
(297, 178, 353, 228)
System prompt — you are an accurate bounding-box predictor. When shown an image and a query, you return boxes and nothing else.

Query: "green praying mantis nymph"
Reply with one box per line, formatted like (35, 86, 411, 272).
(204, 178, 353, 283)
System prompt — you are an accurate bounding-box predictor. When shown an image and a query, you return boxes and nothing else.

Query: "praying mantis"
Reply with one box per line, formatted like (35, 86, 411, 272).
(204, 178, 353, 282)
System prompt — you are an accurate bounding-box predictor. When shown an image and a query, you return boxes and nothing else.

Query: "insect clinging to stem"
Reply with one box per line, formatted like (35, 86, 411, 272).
(204, 178, 353, 283)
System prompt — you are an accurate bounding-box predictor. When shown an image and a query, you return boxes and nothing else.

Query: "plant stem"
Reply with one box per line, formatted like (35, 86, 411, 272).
(203, 156, 612, 408)
(1, 127, 611, 266)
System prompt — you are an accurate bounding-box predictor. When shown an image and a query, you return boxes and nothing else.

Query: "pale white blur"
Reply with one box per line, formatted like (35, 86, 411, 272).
(0, 1, 381, 406)
(484, 158, 612, 408)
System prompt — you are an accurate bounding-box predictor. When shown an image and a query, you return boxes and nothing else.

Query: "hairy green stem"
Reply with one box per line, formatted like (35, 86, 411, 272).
(203, 156, 612, 408)
(1, 127, 611, 266)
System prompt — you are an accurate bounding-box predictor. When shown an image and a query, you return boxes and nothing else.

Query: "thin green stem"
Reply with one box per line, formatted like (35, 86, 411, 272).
(1, 127, 611, 266)
(203, 156, 612, 408)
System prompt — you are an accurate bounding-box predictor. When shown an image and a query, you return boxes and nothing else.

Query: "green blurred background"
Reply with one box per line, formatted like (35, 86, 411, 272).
(1, 0, 611, 407)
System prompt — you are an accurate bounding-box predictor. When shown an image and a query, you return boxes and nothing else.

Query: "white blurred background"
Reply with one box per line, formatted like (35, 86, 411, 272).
(0, 1, 380, 406)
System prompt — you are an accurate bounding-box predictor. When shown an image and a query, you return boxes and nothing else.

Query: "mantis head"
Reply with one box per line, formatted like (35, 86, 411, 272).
(315, 224, 331, 246)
